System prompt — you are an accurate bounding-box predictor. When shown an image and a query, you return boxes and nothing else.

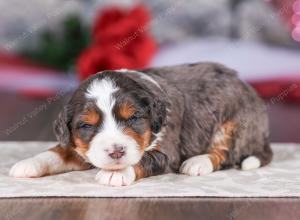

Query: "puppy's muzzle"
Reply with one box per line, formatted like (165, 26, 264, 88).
(107, 144, 125, 159)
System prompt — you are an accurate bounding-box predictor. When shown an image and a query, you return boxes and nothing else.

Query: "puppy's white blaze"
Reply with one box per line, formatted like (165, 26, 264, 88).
(85, 78, 142, 169)
(86, 78, 118, 116)
(86, 78, 120, 134)
(241, 156, 261, 170)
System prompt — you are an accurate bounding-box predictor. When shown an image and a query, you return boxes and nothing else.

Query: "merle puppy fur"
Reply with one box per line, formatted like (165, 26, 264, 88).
(10, 62, 272, 186)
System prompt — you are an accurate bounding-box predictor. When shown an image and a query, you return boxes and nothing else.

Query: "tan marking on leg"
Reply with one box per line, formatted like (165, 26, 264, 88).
(49, 145, 91, 170)
(134, 148, 163, 180)
(134, 164, 144, 180)
(208, 121, 236, 170)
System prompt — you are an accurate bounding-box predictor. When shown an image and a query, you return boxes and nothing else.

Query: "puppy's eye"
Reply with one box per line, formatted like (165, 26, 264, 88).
(127, 115, 138, 123)
(78, 123, 94, 130)
(127, 111, 143, 123)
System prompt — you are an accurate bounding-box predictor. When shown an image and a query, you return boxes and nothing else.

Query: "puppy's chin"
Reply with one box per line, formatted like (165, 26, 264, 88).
(96, 156, 143, 170)
(101, 163, 129, 171)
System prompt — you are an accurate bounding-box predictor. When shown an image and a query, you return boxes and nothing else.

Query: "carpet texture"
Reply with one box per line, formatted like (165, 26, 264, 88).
(0, 142, 299, 198)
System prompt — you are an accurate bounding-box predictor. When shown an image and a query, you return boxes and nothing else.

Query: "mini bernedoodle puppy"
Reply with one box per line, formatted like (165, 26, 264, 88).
(10, 62, 273, 186)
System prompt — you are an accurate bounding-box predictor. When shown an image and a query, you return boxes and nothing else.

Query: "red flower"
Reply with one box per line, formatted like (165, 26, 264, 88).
(77, 5, 157, 80)
(93, 5, 150, 44)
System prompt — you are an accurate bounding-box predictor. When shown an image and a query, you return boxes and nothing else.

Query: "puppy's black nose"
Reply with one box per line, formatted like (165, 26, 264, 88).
(108, 145, 125, 159)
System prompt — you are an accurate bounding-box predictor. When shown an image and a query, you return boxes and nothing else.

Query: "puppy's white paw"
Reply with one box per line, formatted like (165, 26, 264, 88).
(9, 158, 47, 178)
(241, 156, 261, 170)
(180, 154, 214, 176)
(95, 166, 136, 186)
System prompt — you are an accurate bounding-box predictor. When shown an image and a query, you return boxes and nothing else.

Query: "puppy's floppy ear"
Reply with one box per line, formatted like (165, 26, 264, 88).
(138, 90, 166, 134)
(148, 98, 166, 134)
(53, 105, 73, 147)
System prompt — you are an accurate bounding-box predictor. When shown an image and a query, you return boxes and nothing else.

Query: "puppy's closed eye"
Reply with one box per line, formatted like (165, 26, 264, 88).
(74, 122, 97, 143)
(127, 110, 148, 123)
(77, 122, 95, 130)
(127, 112, 140, 124)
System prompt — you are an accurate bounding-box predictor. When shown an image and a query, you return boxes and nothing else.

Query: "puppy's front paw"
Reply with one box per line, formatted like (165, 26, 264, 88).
(9, 158, 47, 178)
(180, 154, 214, 176)
(95, 166, 136, 186)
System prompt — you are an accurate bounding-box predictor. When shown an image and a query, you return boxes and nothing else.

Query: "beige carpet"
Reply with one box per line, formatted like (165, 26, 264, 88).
(0, 142, 299, 198)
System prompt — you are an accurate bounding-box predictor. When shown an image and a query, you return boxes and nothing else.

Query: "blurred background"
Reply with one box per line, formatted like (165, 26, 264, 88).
(0, 0, 300, 142)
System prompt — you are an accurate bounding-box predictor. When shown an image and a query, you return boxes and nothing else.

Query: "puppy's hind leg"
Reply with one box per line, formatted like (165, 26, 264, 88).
(241, 142, 273, 171)
(10, 145, 91, 178)
(180, 121, 236, 176)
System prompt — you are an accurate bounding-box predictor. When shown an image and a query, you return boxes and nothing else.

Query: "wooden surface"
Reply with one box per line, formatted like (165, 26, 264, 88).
(0, 197, 300, 220)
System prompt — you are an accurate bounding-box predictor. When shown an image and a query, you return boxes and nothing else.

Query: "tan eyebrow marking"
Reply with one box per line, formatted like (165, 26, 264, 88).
(118, 102, 136, 120)
(81, 109, 100, 125)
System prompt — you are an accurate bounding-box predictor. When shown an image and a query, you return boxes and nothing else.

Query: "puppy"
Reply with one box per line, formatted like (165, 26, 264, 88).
(10, 62, 273, 186)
